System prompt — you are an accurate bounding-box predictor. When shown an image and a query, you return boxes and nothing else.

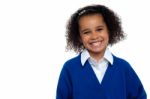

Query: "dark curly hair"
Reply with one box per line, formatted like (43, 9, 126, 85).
(66, 4, 126, 53)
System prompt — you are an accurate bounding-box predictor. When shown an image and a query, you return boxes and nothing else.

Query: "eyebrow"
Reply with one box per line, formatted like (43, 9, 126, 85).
(96, 26, 104, 28)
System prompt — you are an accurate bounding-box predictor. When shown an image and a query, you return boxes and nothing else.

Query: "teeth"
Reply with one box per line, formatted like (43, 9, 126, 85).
(91, 42, 101, 47)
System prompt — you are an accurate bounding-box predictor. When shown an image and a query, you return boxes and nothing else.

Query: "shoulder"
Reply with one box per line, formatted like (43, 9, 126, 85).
(112, 55, 141, 81)
(59, 54, 82, 78)
(65, 54, 81, 65)
(113, 55, 131, 66)
(62, 54, 81, 70)
(112, 55, 134, 72)
(113, 54, 141, 78)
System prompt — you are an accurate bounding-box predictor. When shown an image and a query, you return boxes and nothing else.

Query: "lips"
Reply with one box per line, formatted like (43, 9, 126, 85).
(90, 41, 102, 47)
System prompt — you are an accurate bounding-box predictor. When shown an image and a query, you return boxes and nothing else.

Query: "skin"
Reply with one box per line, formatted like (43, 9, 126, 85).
(79, 14, 109, 62)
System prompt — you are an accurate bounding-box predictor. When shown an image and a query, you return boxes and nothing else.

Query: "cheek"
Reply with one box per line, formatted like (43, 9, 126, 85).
(105, 35, 109, 40)
(80, 36, 88, 43)
(103, 33, 109, 40)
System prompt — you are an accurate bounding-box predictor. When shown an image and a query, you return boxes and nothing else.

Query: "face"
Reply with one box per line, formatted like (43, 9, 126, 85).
(79, 14, 109, 60)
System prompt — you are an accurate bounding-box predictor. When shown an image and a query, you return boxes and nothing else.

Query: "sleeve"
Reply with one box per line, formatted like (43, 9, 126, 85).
(56, 63, 72, 99)
(125, 63, 147, 99)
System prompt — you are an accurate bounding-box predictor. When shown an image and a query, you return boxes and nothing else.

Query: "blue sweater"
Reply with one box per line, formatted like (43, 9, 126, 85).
(56, 54, 147, 99)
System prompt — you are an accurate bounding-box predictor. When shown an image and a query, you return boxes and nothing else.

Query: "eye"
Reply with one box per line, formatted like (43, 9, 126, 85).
(83, 31, 90, 34)
(81, 30, 91, 34)
(97, 28, 103, 32)
(80, 29, 91, 35)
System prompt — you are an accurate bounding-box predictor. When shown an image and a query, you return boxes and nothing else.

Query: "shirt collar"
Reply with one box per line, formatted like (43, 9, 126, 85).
(81, 48, 113, 66)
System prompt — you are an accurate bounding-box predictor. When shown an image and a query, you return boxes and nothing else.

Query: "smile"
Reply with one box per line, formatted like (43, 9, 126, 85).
(90, 41, 102, 47)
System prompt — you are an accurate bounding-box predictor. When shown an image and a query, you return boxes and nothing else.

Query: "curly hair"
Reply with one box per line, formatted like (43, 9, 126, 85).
(66, 4, 126, 53)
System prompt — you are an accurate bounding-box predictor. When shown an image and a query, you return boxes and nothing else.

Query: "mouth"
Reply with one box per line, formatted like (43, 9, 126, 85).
(90, 41, 102, 47)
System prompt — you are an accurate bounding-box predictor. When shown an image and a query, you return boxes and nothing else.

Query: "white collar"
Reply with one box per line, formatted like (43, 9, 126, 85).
(81, 48, 113, 66)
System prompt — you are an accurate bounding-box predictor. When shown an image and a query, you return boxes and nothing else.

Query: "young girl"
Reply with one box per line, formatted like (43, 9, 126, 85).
(56, 4, 147, 99)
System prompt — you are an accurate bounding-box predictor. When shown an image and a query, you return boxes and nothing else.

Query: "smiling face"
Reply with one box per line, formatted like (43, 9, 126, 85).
(79, 14, 109, 60)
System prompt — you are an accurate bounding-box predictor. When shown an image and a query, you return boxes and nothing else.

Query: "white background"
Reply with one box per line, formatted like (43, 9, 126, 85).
(0, 0, 150, 99)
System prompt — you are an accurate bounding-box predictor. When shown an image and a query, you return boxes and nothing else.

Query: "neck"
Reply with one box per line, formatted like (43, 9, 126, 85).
(89, 51, 105, 63)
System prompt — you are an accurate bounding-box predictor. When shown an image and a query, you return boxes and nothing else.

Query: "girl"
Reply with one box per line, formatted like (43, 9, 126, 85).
(56, 4, 147, 99)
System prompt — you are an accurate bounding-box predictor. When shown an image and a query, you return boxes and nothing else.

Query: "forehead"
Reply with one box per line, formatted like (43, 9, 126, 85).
(78, 14, 105, 25)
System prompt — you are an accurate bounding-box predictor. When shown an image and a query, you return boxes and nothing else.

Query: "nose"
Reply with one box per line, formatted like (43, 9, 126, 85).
(91, 31, 99, 40)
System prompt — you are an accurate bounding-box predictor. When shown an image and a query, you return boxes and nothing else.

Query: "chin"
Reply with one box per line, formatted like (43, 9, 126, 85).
(91, 48, 106, 53)
(91, 49, 103, 53)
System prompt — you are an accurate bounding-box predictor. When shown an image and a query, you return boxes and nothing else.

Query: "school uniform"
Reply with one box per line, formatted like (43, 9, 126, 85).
(56, 49, 147, 99)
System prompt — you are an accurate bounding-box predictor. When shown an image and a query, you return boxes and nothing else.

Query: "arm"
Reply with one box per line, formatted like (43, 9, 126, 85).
(56, 63, 72, 99)
(126, 64, 147, 99)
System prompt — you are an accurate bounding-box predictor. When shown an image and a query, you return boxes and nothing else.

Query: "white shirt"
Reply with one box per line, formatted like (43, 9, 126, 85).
(81, 48, 113, 84)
